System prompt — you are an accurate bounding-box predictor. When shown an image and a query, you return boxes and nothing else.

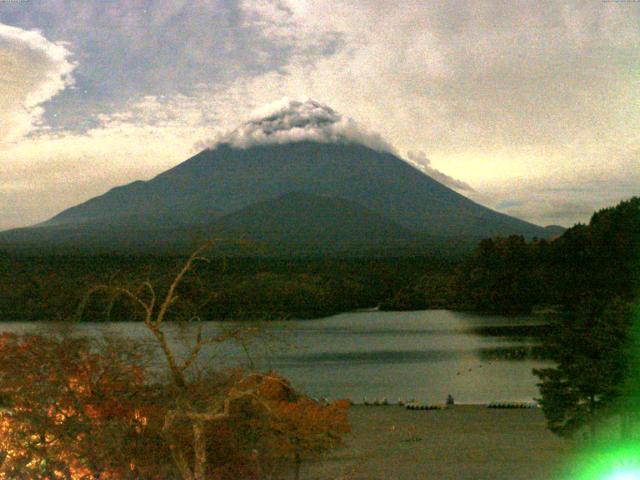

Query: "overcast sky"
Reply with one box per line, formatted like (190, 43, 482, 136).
(1, 0, 638, 230)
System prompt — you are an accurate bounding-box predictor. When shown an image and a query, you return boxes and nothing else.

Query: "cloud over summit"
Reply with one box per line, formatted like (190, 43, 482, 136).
(406, 151, 475, 193)
(205, 98, 395, 153)
(200, 98, 476, 193)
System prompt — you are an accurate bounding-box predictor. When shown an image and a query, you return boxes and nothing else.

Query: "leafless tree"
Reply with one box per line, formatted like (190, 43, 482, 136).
(78, 241, 281, 480)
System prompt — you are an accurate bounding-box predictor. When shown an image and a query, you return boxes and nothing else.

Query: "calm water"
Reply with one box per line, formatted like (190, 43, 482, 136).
(0, 310, 551, 404)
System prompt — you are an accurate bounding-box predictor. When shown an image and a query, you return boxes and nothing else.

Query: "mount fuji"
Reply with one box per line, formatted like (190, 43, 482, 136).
(0, 99, 555, 255)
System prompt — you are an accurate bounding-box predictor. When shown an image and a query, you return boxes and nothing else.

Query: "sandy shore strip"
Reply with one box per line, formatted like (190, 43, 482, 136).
(306, 405, 572, 480)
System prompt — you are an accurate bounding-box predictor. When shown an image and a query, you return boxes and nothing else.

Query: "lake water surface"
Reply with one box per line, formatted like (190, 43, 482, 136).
(0, 310, 552, 404)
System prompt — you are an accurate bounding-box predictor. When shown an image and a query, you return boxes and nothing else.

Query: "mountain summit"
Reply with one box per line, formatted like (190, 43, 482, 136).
(1, 99, 552, 254)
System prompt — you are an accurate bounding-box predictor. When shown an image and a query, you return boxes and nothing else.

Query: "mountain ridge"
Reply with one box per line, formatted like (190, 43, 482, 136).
(1, 140, 555, 255)
(41, 141, 545, 233)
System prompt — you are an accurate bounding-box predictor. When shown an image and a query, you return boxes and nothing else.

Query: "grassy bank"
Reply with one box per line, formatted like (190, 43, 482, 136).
(306, 405, 572, 480)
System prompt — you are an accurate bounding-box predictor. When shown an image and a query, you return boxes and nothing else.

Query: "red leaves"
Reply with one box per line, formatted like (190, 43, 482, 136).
(226, 372, 351, 471)
(269, 396, 351, 445)
(255, 373, 296, 401)
(0, 334, 157, 479)
(0, 336, 351, 479)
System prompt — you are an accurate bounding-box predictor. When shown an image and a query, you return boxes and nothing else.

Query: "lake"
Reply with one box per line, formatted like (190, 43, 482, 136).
(0, 310, 552, 404)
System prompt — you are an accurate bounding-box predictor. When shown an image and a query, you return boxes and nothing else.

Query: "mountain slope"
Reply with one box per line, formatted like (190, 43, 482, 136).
(211, 191, 421, 244)
(0, 192, 427, 255)
(41, 141, 546, 239)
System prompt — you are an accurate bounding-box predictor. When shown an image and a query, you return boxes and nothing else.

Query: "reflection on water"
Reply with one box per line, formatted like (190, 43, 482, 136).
(471, 324, 552, 339)
(478, 345, 549, 361)
(0, 310, 552, 404)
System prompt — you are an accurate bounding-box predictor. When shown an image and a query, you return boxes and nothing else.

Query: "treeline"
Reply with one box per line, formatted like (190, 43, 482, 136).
(534, 198, 639, 439)
(0, 253, 455, 322)
(455, 197, 640, 314)
(452, 197, 640, 439)
(3, 197, 636, 324)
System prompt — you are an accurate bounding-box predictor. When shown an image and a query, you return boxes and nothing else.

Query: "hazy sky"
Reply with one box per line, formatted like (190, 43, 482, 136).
(1, 0, 638, 230)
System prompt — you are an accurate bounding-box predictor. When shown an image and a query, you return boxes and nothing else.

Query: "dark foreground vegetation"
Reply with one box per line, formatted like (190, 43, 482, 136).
(0, 245, 351, 480)
(526, 198, 639, 440)
(449, 197, 640, 441)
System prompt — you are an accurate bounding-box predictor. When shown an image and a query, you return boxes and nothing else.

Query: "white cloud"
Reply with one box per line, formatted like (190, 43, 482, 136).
(203, 97, 395, 153)
(478, 153, 640, 227)
(405, 151, 474, 193)
(0, 94, 217, 229)
(0, 23, 76, 143)
(261, 0, 640, 225)
(1, 1, 639, 230)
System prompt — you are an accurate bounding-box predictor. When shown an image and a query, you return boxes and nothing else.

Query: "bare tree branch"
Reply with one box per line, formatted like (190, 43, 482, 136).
(155, 240, 216, 327)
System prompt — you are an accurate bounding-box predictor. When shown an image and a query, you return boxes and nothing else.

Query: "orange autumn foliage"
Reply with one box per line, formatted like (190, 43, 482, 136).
(156, 371, 351, 480)
(0, 334, 350, 479)
(0, 333, 168, 480)
(214, 373, 351, 479)
(263, 395, 351, 472)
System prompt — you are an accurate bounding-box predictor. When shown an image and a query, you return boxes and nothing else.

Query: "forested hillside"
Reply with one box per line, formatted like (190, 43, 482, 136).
(2, 197, 636, 322)
(455, 197, 640, 313)
(0, 254, 454, 322)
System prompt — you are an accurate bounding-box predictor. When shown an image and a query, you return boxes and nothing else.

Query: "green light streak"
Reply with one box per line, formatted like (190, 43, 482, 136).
(564, 442, 640, 480)
(563, 303, 640, 479)
(563, 200, 640, 480)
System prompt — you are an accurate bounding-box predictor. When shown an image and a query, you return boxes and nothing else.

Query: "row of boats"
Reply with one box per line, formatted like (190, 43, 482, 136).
(354, 398, 539, 409)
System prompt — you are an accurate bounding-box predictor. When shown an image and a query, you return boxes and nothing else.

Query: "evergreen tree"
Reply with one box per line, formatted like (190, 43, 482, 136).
(534, 299, 633, 438)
